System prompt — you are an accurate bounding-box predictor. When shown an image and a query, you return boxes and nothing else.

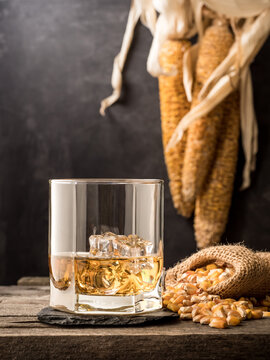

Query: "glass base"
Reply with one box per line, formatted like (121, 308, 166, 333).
(74, 292, 162, 314)
(50, 279, 162, 315)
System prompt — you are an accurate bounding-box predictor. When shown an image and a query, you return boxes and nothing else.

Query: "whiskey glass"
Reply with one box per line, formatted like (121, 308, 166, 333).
(49, 179, 164, 314)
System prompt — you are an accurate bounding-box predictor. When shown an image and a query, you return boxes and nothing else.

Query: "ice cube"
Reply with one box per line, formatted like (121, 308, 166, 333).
(89, 233, 116, 257)
(89, 232, 153, 258)
(113, 238, 130, 257)
(137, 238, 153, 256)
(125, 235, 153, 257)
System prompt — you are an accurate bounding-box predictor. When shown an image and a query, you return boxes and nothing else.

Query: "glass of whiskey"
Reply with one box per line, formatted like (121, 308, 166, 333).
(49, 179, 164, 314)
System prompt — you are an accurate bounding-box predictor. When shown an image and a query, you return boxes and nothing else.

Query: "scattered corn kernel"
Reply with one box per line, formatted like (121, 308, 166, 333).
(179, 306, 193, 314)
(184, 284, 198, 295)
(209, 317, 227, 329)
(163, 262, 270, 330)
(193, 314, 204, 322)
(180, 313, 192, 320)
(182, 299, 193, 306)
(251, 310, 263, 319)
(200, 280, 212, 291)
(236, 307, 246, 319)
(245, 309, 252, 319)
(227, 315, 241, 326)
(200, 316, 211, 325)
(171, 295, 185, 304)
(213, 308, 226, 319)
(167, 302, 179, 312)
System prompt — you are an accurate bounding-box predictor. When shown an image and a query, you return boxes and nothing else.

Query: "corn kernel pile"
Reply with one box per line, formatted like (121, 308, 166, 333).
(163, 263, 270, 329)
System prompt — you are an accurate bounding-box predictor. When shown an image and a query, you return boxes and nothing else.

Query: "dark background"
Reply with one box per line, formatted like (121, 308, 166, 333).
(0, 0, 269, 285)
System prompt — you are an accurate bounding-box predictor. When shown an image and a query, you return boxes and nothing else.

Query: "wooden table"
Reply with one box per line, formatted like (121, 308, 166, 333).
(1, 282, 270, 360)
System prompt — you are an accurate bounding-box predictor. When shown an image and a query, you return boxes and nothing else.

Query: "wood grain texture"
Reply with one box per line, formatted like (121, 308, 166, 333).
(0, 333, 269, 360)
(0, 285, 270, 359)
(17, 277, 50, 286)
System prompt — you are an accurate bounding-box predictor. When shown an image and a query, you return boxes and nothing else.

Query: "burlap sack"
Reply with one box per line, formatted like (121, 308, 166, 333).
(166, 245, 270, 299)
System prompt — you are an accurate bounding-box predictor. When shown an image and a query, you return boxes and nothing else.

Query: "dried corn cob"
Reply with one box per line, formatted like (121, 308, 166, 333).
(194, 91, 240, 248)
(159, 40, 194, 217)
(182, 21, 234, 203)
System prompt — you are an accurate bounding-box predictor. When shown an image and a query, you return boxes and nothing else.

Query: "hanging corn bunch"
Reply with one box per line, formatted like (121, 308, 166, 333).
(100, 0, 270, 248)
(159, 40, 194, 217)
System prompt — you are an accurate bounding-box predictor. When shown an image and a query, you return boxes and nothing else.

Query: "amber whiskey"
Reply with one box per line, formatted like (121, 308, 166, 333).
(49, 253, 163, 296)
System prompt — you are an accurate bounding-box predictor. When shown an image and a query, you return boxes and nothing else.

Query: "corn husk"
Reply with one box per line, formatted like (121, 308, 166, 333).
(100, 0, 156, 115)
(203, 0, 270, 18)
(147, 0, 196, 77)
(182, 43, 199, 102)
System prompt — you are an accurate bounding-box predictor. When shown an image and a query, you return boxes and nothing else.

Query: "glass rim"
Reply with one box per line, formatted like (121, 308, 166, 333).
(49, 178, 164, 185)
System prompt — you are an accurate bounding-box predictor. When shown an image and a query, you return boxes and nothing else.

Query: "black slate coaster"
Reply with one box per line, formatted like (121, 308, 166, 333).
(38, 307, 178, 326)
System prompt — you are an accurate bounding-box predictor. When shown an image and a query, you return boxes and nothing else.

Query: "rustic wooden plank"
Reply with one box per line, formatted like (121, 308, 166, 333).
(0, 286, 49, 316)
(0, 285, 270, 360)
(0, 285, 49, 296)
(1, 286, 270, 334)
(0, 333, 269, 360)
(0, 317, 47, 328)
(1, 296, 49, 304)
(17, 277, 50, 286)
(0, 302, 49, 317)
(1, 315, 270, 335)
